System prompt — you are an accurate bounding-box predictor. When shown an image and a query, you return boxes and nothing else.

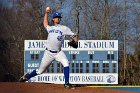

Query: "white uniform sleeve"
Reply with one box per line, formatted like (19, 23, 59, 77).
(45, 25, 52, 33)
(64, 26, 75, 37)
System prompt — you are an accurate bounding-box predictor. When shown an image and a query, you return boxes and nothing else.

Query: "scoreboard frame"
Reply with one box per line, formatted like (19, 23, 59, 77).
(24, 40, 118, 84)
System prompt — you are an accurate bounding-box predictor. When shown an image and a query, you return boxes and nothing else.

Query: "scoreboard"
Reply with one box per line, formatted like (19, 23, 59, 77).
(24, 40, 118, 84)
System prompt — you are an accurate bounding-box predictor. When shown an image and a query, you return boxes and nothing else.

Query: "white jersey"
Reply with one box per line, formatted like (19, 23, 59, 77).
(45, 24, 74, 51)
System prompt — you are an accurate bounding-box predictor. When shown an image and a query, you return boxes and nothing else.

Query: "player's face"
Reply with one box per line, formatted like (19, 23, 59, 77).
(53, 17, 61, 24)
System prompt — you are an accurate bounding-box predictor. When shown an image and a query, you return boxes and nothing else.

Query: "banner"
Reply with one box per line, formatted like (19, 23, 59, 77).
(30, 73, 118, 84)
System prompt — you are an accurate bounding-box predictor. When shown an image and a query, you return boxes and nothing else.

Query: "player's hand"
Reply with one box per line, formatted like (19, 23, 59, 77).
(46, 6, 51, 13)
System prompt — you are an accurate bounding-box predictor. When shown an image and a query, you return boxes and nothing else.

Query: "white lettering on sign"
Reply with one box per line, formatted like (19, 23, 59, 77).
(88, 51, 94, 54)
(30, 73, 118, 84)
(69, 51, 79, 54)
(25, 40, 47, 50)
(38, 76, 51, 81)
(28, 63, 39, 67)
(30, 50, 40, 54)
(27, 69, 33, 72)
(62, 40, 118, 51)
(25, 40, 118, 51)
(28, 41, 46, 48)
(81, 76, 104, 82)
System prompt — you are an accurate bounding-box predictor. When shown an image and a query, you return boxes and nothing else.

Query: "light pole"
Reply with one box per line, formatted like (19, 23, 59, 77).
(123, 0, 127, 84)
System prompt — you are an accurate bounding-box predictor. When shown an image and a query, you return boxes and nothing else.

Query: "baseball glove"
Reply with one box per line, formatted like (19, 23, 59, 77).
(68, 40, 78, 48)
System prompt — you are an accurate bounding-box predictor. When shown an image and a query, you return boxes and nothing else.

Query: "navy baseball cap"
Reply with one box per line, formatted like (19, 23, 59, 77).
(53, 12, 62, 18)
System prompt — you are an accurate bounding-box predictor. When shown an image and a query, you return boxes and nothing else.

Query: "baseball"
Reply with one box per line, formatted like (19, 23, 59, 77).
(46, 6, 51, 12)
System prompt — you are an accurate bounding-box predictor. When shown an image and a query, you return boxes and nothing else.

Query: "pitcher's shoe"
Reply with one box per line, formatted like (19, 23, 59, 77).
(19, 73, 29, 82)
(64, 83, 76, 89)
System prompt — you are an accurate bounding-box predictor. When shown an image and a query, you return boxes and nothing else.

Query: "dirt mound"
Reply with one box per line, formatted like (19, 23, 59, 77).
(0, 82, 138, 93)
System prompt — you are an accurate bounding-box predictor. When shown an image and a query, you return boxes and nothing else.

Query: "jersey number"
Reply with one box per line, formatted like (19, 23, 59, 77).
(57, 36, 63, 41)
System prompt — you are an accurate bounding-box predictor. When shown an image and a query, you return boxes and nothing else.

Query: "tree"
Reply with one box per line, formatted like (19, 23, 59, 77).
(0, 0, 47, 81)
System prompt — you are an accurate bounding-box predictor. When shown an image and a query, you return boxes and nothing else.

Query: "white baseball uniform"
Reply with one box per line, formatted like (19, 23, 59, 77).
(37, 24, 75, 74)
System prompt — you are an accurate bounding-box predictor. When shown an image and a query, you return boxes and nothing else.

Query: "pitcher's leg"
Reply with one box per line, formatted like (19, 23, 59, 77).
(55, 51, 69, 67)
(64, 66, 69, 84)
(55, 51, 70, 84)
(37, 50, 54, 74)
(27, 50, 54, 79)
(19, 50, 54, 82)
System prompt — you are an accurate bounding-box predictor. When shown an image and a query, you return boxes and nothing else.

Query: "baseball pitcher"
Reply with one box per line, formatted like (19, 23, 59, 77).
(19, 7, 78, 89)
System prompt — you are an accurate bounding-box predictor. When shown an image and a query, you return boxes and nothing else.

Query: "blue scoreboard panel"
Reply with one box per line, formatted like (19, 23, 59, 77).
(24, 40, 118, 84)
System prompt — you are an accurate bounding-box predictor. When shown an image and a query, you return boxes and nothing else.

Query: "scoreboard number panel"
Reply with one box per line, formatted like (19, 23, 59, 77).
(24, 40, 118, 84)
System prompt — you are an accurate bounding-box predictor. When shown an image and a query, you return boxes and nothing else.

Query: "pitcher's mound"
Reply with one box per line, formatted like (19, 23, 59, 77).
(0, 82, 138, 93)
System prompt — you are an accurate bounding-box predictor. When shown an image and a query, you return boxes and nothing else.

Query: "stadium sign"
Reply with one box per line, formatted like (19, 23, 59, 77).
(24, 40, 118, 84)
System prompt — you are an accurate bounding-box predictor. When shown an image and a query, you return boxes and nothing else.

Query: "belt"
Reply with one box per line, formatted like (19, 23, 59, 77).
(46, 48, 60, 53)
